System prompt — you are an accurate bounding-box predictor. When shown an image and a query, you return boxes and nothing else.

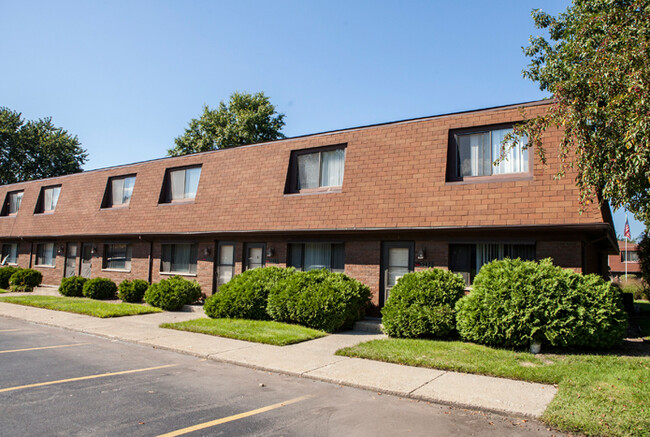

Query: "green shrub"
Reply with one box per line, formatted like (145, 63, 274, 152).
(0, 266, 20, 289)
(59, 276, 87, 297)
(8, 269, 42, 292)
(381, 269, 466, 338)
(144, 276, 202, 311)
(204, 266, 295, 320)
(118, 279, 149, 303)
(267, 269, 371, 333)
(455, 258, 628, 349)
(82, 278, 118, 300)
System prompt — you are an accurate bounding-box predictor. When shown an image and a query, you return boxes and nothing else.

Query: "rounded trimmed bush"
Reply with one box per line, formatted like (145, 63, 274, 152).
(144, 276, 202, 311)
(205, 266, 296, 320)
(455, 258, 628, 349)
(267, 269, 371, 333)
(0, 266, 20, 289)
(82, 278, 118, 300)
(59, 276, 87, 297)
(9, 269, 42, 292)
(118, 279, 149, 303)
(381, 269, 466, 338)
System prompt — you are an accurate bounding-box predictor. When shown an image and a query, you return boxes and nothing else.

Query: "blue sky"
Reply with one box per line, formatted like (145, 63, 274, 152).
(0, 0, 644, 238)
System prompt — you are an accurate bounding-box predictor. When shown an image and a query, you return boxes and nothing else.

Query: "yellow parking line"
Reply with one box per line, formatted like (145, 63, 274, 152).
(0, 329, 21, 333)
(157, 394, 314, 437)
(0, 364, 177, 393)
(0, 343, 88, 354)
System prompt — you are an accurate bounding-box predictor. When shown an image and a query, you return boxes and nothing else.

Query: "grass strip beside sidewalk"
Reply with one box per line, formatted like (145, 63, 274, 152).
(0, 295, 162, 317)
(337, 339, 649, 437)
(161, 318, 327, 346)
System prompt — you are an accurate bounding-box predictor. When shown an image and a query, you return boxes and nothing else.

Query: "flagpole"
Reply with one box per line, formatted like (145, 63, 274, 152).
(623, 213, 628, 284)
(623, 237, 627, 284)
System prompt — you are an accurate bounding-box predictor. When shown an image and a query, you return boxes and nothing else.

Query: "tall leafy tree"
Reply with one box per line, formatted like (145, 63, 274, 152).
(638, 231, 650, 285)
(0, 107, 87, 185)
(169, 91, 285, 156)
(513, 0, 650, 224)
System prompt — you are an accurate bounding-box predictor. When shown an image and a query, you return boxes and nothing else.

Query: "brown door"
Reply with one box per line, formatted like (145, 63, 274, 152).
(380, 242, 414, 307)
(80, 244, 93, 278)
(64, 243, 78, 278)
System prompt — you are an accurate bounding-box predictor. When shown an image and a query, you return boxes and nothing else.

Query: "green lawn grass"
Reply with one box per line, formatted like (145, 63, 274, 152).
(337, 339, 649, 437)
(0, 295, 162, 317)
(160, 318, 327, 346)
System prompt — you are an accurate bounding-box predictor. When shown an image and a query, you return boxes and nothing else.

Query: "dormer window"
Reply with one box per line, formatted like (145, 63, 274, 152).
(34, 186, 61, 214)
(448, 125, 529, 181)
(160, 166, 202, 203)
(102, 175, 136, 208)
(1, 191, 23, 216)
(286, 145, 346, 194)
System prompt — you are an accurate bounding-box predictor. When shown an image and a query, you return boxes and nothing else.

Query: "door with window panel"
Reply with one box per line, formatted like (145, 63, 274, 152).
(216, 243, 235, 290)
(380, 242, 414, 307)
(65, 243, 78, 278)
(81, 244, 93, 278)
(244, 243, 265, 270)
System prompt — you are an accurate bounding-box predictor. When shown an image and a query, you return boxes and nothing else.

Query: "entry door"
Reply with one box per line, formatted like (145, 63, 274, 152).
(64, 243, 78, 278)
(80, 244, 93, 278)
(216, 242, 235, 291)
(244, 243, 265, 270)
(380, 242, 414, 307)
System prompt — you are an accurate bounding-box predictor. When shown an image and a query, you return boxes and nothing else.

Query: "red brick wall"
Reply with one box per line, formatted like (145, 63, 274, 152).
(344, 240, 381, 309)
(9, 235, 600, 306)
(536, 241, 582, 272)
(609, 241, 641, 275)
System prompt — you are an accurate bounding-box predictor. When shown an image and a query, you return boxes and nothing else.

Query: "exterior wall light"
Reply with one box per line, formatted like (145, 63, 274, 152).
(417, 248, 426, 260)
(204, 246, 211, 256)
(266, 247, 275, 258)
(91, 246, 97, 254)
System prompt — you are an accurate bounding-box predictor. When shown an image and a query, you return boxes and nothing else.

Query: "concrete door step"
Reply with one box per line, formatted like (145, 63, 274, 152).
(354, 318, 384, 334)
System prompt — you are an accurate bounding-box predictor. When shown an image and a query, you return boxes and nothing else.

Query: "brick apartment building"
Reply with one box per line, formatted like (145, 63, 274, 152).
(0, 100, 617, 313)
(609, 240, 641, 279)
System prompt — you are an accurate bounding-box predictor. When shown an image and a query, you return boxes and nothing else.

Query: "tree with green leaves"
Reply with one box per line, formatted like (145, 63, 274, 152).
(0, 107, 87, 185)
(168, 91, 285, 156)
(513, 0, 650, 225)
(638, 231, 650, 285)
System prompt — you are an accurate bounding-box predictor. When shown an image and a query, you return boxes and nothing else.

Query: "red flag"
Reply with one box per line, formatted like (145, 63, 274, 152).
(624, 217, 631, 239)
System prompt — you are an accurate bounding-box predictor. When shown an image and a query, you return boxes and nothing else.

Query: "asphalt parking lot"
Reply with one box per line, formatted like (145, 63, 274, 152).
(0, 317, 561, 436)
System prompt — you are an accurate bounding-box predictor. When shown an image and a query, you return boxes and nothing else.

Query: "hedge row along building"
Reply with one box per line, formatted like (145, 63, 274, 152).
(0, 100, 617, 314)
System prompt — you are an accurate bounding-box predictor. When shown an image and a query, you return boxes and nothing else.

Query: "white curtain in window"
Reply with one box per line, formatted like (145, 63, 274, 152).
(4, 243, 18, 263)
(458, 133, 490, 177)
(111, 178, 125, 205)
(122, 177, 135, 203)
(170, 170, 185, 200)
(298, 153, 320, 189)
(50, 187, 60, 210)
(476, 243, 503, 272)
(10, 192, 22, 214)
(44, 189, 53, 211)
(43, 242, 55, 266)
(477, 243, 535, 273)
(184, 168, 201, 199)
(304, 243, 331, 270)
(320, 149, 345, 187)
(492, 128, 528, 175)
(172, 244, 191, 272)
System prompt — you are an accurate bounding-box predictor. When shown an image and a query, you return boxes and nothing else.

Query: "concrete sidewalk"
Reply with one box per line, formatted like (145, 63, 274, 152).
(0, 295, 557, 418)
